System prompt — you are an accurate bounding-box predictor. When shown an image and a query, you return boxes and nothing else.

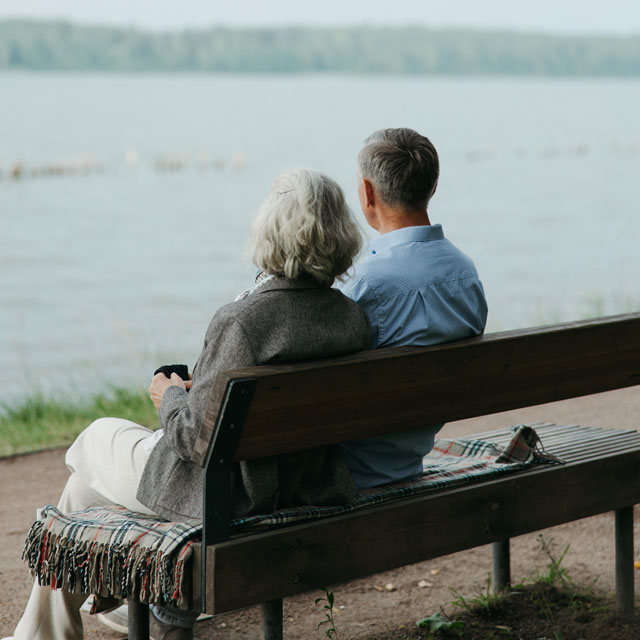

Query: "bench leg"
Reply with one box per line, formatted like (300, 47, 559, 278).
(615, 506, 635, 615)
(128, 600, 150, 640)
(260, 598, 283, 640)
(492, 539, 511, 591)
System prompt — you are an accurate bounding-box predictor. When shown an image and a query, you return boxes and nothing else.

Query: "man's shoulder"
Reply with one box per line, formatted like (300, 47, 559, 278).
(345, 242, 477, 289)
(338, 259, 386, 301)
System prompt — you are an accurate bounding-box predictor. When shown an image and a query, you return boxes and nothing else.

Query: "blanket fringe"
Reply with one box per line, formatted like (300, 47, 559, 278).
(21, 520, 191, 608)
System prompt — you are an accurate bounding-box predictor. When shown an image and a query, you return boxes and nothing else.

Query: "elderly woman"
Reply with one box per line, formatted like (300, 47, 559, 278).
(9, 169, 371, 640)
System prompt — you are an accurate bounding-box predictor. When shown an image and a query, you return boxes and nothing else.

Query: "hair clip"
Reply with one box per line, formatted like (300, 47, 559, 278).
(278, 189, 294, 195)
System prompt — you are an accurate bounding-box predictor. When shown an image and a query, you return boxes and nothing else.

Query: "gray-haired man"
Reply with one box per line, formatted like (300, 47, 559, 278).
(338, 128, 488, 488)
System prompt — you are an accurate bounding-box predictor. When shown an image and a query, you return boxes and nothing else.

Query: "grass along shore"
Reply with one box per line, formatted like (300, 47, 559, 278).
(0, 388, 160, 457)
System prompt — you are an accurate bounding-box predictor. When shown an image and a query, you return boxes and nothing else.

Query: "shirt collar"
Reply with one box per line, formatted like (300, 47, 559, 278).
(368, 224, 444, 255)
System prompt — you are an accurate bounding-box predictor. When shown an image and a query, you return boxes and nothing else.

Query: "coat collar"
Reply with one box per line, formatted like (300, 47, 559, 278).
(255, 274, 329, 294)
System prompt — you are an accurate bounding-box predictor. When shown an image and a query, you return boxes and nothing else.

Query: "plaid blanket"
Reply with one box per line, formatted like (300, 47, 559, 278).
(231, 424, 562, 531)
(23, 424, 560, 605)
(22, 505, 199, 608)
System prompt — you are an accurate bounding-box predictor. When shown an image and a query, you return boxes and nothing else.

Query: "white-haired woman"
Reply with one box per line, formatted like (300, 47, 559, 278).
(9, 169, 371, 640)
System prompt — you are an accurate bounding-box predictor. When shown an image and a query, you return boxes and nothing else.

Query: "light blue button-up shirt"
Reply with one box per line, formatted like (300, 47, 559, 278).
(338, 224, 488, 488)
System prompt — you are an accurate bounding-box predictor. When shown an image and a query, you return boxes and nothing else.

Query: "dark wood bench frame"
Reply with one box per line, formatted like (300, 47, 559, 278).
(123, 313, 640, 639)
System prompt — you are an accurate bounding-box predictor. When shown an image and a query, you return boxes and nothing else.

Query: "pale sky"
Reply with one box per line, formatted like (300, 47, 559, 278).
(1, 0, 640, 34)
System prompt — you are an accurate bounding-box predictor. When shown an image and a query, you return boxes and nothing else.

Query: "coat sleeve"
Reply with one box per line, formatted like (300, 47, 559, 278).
(158, 310, 257, 461)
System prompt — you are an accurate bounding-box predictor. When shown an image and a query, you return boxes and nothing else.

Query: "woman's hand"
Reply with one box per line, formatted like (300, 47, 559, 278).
(149, 372, 187, 409)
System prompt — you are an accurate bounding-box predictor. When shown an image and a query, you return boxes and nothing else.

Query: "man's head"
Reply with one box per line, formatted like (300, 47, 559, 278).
(357, 128, 439, 231)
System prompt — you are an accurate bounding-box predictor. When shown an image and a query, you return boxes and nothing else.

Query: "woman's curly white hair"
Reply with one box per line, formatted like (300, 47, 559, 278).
(247, 169, 362, 285)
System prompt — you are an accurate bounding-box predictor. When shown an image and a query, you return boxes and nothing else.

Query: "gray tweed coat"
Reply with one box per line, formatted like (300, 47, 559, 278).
(136, 276, 371, 522)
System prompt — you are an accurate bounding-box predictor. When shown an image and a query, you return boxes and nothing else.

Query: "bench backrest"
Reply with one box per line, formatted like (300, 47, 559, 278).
(200, 312, 640, 463)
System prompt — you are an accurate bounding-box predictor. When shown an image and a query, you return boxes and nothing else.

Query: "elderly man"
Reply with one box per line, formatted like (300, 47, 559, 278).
(338, 127, 488, 489)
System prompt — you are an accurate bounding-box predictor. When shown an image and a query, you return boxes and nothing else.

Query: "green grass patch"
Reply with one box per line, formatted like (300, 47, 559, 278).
(0, 388, 160, 457)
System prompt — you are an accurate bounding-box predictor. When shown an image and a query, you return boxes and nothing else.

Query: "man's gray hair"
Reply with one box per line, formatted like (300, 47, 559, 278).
(357, 128, 439, 209)
(248, 169, 362, 285)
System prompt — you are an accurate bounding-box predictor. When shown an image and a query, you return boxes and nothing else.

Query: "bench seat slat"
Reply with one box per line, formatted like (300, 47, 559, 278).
(470, 421, 556, 440)
(448, 425, 640, 460)
(546, 433, 640, 453)
(559, 443, 640, 464)
(477, 429, 640, 458)
(552, 431, 640, 448)
(478, 424, 634, 445)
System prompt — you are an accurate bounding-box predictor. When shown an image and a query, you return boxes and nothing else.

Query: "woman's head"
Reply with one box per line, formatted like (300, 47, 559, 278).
(248, 169, 362, 285)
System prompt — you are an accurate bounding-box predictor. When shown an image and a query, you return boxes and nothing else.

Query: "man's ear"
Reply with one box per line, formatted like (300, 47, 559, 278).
(363, 178, 376, 207)
(430, 180, 438, 199)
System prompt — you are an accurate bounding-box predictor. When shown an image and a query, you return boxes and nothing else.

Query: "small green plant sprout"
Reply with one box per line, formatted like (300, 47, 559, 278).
(533, 533, 599, 624)
(537, 534, 573, 588)
(416, 611, 465, 637)
(315, 588, 339, 639)
(449, 574, 500, 615)
(537, 533, 598, 598)
(447, 587, 471, 613)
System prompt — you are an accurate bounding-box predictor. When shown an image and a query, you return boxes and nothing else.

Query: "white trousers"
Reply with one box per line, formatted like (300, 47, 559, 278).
(13, 418, 156, 640)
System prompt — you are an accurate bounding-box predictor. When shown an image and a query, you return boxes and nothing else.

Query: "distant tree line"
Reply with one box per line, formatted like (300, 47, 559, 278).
(1, 20, 639, 75)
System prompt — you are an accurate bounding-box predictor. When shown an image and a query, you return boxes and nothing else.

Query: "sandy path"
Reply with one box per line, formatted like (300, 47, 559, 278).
(1, 387, 639, 639)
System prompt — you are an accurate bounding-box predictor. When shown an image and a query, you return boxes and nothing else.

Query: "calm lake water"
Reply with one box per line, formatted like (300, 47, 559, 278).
(1, 73, 639, 405)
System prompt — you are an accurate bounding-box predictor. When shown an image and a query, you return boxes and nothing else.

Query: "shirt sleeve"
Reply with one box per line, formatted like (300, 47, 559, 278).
(337, 275, 382, 348)
(158, 311, 256, 461)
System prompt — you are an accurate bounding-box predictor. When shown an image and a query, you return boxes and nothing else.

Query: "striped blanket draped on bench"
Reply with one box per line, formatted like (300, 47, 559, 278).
(23, 424, 561, 607)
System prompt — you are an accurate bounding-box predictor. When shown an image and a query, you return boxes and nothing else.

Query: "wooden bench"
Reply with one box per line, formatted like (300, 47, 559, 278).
(123, 312, 640, 638)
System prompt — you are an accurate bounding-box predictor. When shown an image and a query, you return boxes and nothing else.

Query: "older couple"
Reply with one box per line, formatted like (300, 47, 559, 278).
(8, 128, 487, 640)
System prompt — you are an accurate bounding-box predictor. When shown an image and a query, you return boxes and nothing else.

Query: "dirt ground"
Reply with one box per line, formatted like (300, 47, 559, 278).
(1, 387, 639, 639)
